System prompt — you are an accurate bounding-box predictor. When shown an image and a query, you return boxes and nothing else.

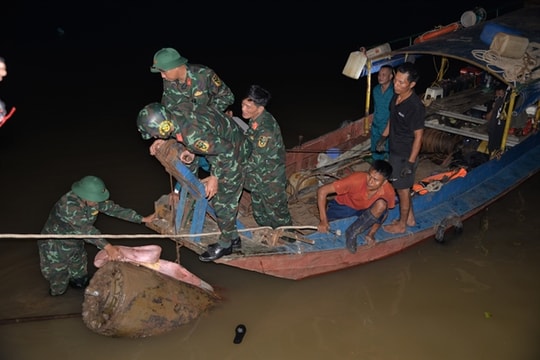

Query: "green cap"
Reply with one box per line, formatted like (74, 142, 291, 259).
(150, 48, 188, 73)
(71, 176, 110, 202)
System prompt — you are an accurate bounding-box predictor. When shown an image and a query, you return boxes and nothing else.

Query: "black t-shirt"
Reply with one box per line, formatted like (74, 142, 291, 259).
(388, 92, 425, 155)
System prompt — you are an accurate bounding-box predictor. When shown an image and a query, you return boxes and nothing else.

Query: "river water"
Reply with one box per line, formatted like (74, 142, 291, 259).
(1, 173, 539, 359)
(1, 2, 538, 359)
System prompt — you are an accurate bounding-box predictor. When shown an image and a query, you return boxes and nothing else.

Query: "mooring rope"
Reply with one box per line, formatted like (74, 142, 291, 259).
(471, 42, 540, 83)
(0, 225, 319, 240)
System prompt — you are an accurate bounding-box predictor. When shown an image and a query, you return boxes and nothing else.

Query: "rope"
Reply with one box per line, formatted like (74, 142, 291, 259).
(471, 42, 540, 83)
(0, 225, 319, 240)
(422, 128, 462, 154)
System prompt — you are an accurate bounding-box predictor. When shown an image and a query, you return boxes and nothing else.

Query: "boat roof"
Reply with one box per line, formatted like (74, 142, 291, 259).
(365, 6, 540, 113)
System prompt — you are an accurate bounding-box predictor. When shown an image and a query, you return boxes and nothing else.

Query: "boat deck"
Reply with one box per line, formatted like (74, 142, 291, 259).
(423, 86, 522, 147)
(147, 138, 447, 255)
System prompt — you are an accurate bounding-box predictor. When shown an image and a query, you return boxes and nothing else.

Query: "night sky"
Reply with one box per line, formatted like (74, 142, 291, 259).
(1, 0, 523, 146)
(5, 1, 518, 50)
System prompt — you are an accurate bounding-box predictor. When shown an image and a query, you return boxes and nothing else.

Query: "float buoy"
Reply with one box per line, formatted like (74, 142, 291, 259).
(414, 22, 461, 44)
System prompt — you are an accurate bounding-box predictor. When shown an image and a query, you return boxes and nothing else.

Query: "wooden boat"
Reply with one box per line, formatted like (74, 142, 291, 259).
(146, 5, 540, 280)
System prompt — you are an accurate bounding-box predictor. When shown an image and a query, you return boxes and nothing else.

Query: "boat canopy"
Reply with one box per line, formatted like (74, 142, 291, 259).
(364, 6, 540, 114)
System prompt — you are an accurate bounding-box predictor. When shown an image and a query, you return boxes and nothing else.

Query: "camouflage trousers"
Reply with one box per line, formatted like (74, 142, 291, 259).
(245, 167, 292, 229)
(211, 175, 244, 246)
(38, 239, 88, 295)
(249, 177, 292, 228)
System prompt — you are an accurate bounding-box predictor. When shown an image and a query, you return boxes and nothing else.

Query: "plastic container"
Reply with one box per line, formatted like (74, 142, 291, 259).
(490, 33, 529, 58)
(342, 51, 367, 79)
(366, 43, 391, 59)
(326, 147, 341, 159)
(460, 7, 487, 27)
(480, 23, 522, 45)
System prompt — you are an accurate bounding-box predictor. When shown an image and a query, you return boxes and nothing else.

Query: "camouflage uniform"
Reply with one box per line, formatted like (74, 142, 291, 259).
(161, 64, 233, 179)
(39, 191, 143, 295)
(244, 110, 292, 228)
(173, 107, 251, 247)
(162, 64, 234, 114)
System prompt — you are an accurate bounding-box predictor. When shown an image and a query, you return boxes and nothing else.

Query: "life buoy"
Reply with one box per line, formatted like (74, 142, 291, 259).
(414, 22, 461, 44)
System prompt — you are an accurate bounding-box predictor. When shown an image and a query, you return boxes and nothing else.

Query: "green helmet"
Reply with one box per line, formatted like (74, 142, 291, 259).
(137, 102, 174, 140)
(71, 176, 110, 202)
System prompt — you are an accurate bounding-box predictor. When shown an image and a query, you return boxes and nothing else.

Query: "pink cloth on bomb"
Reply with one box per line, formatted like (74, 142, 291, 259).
(94, 245, 213, 292)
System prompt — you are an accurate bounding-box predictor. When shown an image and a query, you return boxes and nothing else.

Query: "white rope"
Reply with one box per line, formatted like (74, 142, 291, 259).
(0, 225, 319, 240)
(0, 233, 218, 240)
(471, 42, 540, 83)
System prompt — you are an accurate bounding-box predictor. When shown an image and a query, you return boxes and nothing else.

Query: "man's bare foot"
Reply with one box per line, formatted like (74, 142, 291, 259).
(390, 218, 415, 227)
(364, 234, 376, 246)
(383, 222, 407, 234)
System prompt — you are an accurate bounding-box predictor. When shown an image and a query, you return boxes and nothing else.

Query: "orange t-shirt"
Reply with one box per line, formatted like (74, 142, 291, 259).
(333, 172, 395, 210)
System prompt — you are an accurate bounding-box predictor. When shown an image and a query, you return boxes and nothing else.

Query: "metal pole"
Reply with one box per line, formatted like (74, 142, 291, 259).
(0, 312, 81, 325)
(364, 60, 372, 134)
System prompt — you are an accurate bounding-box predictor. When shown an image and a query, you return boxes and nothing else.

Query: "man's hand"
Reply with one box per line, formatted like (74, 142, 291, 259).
(375, 136, 388, 153)
(141, 213, 156, 224)
(317, 221, 330, 233)
(400, 161, 414, 178)
(201, 175, 218, 199)
(104, 244, 123, 261)
(179, 150, 195, 164)
(149, 139, 166, 156)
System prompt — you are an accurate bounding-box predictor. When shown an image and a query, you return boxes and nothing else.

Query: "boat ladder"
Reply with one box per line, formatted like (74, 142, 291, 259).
(154, 141, 250, 244)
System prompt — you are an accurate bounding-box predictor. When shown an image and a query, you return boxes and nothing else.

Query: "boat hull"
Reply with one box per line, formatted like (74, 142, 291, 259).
(181, 130, 540, 280)
(145, 6, 540, 280)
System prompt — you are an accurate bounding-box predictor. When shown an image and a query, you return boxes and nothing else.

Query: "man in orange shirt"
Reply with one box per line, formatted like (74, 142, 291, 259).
(317, 160, 395, 253)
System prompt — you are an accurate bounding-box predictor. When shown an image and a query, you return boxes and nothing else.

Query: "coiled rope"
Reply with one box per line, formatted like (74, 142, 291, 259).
(471, 42, 540, 83)
(421, 128, 463, 154)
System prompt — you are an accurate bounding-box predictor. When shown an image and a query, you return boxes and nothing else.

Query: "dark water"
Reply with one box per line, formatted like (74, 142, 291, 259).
(1, 1, 538, 359)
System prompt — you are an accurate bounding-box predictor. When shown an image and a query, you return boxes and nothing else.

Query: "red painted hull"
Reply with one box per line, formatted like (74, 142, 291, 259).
(217, 227, 433, 280)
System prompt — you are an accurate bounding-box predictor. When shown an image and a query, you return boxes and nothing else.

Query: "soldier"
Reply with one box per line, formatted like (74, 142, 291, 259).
(150, 47, 234, 114)
(241, 85, 292, 228)
(137, 103, 250, 262)
(39, 176, 155, 296)
(149, 48, 230, 180)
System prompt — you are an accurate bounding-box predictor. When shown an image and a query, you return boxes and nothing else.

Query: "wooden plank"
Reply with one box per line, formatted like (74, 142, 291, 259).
(424, 121, 519, 147)
(436, 110, 488, 125)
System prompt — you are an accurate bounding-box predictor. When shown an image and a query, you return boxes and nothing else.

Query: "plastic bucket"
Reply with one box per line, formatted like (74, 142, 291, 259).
(460, 7, 487, 27)
(461, 11, 477, 27)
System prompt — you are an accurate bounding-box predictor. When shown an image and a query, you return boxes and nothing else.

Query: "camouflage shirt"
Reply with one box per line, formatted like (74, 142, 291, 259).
(41, 191, 144, 249)
(173, 107, 251, 180)
(244, 109, 287, 179)
(162, 64, 234, 113)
